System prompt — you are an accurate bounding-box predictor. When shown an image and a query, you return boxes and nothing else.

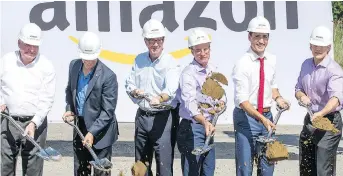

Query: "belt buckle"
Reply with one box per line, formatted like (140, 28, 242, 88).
(146, 111, 154, 116)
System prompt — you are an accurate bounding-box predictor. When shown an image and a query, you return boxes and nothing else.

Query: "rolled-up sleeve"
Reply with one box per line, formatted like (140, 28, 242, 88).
(161, 62, 181, 101)
(327, 72, 343, 105)
(125, 59, 140, 104)
(232, 62, 250, 106)
(295, 62, 306, 94)
(180, 73, 200, 118)
(32, 64, 56, 128)
(0, 56, 3, 105)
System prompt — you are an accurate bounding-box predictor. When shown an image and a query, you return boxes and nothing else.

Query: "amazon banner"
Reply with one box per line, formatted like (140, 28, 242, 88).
(0, 1, 333, 125)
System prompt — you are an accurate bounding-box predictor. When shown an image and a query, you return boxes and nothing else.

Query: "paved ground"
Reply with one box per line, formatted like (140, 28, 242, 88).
(14, 123, 343, 176)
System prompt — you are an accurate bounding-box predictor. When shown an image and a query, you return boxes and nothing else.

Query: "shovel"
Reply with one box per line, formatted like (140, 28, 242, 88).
(65, 120, 113, 172)
(0, 112, 62, 161)
(255, 105, 289, 162)
(137, 93, 174, 110)
(256, 105, 288, 144)
(191, 104, 227, 156)
(298, 101, 340, 134)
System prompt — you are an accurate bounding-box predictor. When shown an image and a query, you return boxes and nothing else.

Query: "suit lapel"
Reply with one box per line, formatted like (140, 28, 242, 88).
(71, 60, 82, 111)
(85, 61, 102, 100)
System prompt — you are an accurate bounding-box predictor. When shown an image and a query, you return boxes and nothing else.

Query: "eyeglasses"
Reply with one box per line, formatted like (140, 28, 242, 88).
(192, 47, 210, 55)
(145, 38, 164, 45)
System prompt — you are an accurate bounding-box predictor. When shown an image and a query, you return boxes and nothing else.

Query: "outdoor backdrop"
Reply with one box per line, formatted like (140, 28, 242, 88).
(0, 1, 334, 125)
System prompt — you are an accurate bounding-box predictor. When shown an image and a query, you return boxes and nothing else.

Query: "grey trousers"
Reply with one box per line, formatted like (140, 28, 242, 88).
(134, 108, 178, 176)
(1, 115, 47, 176)
(299, 111, 342, 176)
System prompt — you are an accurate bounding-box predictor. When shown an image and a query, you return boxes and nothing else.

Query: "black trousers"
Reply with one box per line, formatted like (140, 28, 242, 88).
(73, 118, 112, 176)
(299, 111, 342, 176)
(134, 107, 179, 176)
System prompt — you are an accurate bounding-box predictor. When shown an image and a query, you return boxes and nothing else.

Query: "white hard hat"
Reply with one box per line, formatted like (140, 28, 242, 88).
(142, 19, 166, 39)
(247, 16, 271, 33)
(309, 26, 332, 46)
(188, 29, 211, 47)
(18, 23, 42, 46)
(78, 32, 102, 60)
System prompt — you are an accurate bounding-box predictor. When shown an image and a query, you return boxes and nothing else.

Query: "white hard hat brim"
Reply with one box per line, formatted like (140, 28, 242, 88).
(309, 39, 330, 46)
(143, 33, 165, 39)
(247, 29, 270, 33)
(20, 38, 41, 46)
(79, 51, 100, 60)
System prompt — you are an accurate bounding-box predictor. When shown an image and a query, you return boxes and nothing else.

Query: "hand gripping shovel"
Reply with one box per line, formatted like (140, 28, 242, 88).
(65, 120, 113, 172)
(0, 112, 62, 161)
(256, 105, 288, 143)
(256, 105, 289, 162)
(298, 101, 340, 134)
(191, 105, 227, 156)
(137, 93, 174, 110)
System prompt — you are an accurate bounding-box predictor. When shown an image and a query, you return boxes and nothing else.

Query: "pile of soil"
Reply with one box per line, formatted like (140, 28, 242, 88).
(131, 161, 147, 176)
(312, 116, 340, 134)
(201, 78, 225, 100)
(265, 141, 289, 162)
(210, 72, 228, 85)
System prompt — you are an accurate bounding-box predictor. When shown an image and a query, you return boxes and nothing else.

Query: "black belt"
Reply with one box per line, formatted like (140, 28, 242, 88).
(139, 108, 166, 116)
(11, 115, 33, 122)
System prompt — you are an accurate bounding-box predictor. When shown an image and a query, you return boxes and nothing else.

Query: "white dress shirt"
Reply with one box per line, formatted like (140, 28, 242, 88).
(232, 48, 277, 109)
(0, 51, 56, 128)
(125, 51, 181, 112)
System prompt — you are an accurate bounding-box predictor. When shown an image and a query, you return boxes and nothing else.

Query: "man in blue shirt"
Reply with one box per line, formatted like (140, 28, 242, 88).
(125, 19, 180, 176)
(63, 32, 119, 176)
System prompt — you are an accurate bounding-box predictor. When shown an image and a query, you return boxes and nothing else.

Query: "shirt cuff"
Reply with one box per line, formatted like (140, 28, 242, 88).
(31, 115, 45, 129)
(330, 92, 343, 106)
(235, 94, 249, 106)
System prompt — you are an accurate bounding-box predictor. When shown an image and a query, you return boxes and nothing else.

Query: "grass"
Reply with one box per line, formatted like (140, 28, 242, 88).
(334, 21, 343, 67)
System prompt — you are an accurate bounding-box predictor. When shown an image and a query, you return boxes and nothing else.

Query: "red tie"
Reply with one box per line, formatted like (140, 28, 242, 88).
(258, 57, 265, 114)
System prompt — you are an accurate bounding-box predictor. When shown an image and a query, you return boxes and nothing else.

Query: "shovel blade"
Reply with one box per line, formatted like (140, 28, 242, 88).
(191, 144, 215, 155)
(45, 147, 62, 161)
(90, 158, 112, 171)
(36, 150, 50, 161)
(256, 136, 276, 143)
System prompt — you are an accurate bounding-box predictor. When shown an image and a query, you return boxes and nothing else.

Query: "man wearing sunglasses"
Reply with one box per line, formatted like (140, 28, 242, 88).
(125, 19, 180, 176)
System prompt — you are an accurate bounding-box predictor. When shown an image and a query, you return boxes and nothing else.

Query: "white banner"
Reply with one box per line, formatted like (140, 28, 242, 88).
(0, 1, 333, 125)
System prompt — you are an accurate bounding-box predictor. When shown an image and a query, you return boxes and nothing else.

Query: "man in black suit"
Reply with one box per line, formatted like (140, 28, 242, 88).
(62, 32, 119, 176)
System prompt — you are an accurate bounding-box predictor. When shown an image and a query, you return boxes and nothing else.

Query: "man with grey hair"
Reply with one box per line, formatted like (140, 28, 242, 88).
(0, 23, 56, 176)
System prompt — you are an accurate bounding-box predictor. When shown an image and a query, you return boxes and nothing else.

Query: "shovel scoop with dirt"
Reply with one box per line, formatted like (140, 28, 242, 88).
(256, 105, 290, 162)
(299, 101, 340, 134)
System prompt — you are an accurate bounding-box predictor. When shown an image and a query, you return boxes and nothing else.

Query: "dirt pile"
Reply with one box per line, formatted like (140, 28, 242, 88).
(201, 77, 225, 100)
(131, 161, 147, 176)
(265, 141, 289, 162)
(312, 116, 340, 134)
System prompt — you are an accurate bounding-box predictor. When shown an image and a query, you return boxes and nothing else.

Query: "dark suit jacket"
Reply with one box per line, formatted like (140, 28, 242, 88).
(65, 59, 119, 149)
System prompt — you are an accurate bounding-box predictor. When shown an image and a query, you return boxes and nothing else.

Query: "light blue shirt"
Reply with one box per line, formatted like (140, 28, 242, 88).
(76, 65, 94, 116)
(125, 51, 181, 111)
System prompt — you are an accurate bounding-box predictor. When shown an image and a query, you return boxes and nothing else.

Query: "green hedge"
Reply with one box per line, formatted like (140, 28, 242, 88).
(333, 2, 343, 67)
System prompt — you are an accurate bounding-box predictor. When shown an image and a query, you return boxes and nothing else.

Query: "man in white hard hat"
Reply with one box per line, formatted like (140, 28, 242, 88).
(176, 28, 225, 176)
(125, 19, 180, 176)
(295, 25, 343, 176)
(62, 32, 119, 176)
(232, 16, 290, 175)
(0, 23, 56, 176)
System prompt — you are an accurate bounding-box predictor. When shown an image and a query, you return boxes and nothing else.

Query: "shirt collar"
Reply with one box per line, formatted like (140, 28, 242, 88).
(247, 47, 268, 61)
(146, 50, 165, 64)
(191, 59, 213, 73)
(15, 50, 40, 66)
(314, 55, 331, 68)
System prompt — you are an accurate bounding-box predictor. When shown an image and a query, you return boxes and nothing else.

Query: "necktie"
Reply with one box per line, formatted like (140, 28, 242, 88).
(257, 57, 265, 114)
